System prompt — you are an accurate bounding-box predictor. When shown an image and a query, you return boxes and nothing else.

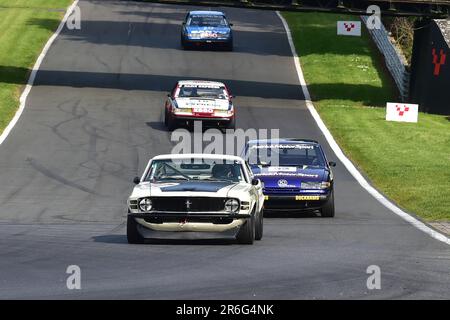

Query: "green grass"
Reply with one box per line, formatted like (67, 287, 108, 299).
(283, 12, 450, 221)
(0, 0, 72, 132)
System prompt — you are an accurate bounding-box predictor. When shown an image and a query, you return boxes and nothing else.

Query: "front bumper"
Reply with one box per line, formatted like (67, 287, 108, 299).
(263, 194, 330, 211)
(129, 211, 249, 237)
(184, 37, 231, 45)
(129, 212, 251, 220)
(135, 223, 242, 239)
(172, 114, 234, 127)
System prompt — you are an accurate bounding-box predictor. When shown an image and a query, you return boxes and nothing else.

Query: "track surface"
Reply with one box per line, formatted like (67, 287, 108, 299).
(0, 0, 449, 299)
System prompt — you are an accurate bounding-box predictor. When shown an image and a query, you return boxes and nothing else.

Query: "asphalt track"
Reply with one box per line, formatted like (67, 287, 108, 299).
(0, 0, 449, 299)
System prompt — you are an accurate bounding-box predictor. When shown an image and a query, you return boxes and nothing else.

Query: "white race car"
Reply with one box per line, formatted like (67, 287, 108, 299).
(127, 154, 264, 244)
(164, 80, 236, 130)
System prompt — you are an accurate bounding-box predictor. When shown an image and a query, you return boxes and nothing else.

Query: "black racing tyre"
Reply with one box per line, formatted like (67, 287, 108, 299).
(164, 109, 169, 127)
(226, 116, 236, 130)
(225, 40, 233, 51)
(182, 39, 192, 50)
(127, 215, 145, 244)
(254, 208, 263, 241)
(166, 112, 177, 131)
(321, 190, 335, 218)
(236, 212, 255, 244)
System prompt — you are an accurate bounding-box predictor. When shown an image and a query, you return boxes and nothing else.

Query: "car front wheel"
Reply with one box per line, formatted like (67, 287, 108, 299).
(225, 40, 233, 51)
(165, 110, 177, 131)
(254, 209, 263, 241)
(321, 190, 335, 218)
(236, 212, 255, 245)
(127, 215, 145, 244)
(226, 116, 236, 130)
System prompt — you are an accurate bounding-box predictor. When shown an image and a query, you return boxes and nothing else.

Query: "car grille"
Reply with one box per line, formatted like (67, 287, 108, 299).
(151, 197, 227, 212)
(264, 187, 301, 194)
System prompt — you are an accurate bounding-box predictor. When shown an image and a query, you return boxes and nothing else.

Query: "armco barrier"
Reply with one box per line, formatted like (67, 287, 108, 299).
(361, 15, 410, 101)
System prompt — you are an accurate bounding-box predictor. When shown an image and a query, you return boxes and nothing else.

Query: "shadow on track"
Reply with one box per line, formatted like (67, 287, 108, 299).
(19, 68, 303, 100)
(27, 16, 290, 57)
(93, 234, 235, 245)
(0, 66, 392, 105)
(146, 121, 168, 132)
(264, 211, 321, 218)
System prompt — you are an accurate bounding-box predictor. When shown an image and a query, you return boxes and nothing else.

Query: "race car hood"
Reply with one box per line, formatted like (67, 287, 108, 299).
(251, 166, 327, 188)
(130, 181, 251, 200)
(174, 97, 230, 110)
(186, 26, 231, 35)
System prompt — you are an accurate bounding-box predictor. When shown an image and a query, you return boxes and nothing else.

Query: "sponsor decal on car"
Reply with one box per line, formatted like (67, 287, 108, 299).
(200, 31, 218, 38)
(182, 84, 223, 89)
(254, 172, 319, 178)
(193, 107, 214, 114)
(295, 195, 320, 201)
(268, 166, 297, 172)
(250, 144, 314, 150)
(277, 179, 296, 188)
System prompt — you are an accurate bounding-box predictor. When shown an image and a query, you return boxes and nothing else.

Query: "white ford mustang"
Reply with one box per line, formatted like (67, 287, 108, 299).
(127, 154, 264, 244)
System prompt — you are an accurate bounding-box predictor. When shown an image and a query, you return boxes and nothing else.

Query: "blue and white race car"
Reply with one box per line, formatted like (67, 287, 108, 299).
(181, 11, 233, 50)
(243, 139, 336, 217)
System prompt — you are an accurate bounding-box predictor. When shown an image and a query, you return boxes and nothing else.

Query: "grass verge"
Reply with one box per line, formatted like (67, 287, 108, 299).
(283, 12, 450, 221)
(0, 0, 72, 132)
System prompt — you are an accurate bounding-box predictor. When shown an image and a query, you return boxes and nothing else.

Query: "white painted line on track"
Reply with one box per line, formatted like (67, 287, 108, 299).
(276, 11, 450, 245)
(0, 0, 80, 146)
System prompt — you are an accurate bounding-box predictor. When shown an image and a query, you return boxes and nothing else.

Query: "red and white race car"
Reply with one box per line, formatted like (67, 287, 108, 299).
(164, 80, 236, 130)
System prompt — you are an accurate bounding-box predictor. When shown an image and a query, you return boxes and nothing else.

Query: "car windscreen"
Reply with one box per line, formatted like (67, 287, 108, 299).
(177, 85, 228, 99)
(246, 144, 326, 167)
(145, 159, 245, 183)
(188, 15, 227, 27)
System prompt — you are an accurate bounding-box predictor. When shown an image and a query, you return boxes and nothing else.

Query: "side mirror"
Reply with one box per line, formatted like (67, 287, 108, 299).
(133, 177, 141, 184)
(167, 93, 171, 98)
(230, 95, 236, 99)
(182, 22, 186, 25)
(328, 161, 336, 167)
(229, 23, 234, 27)
(251, 178, 259, 186)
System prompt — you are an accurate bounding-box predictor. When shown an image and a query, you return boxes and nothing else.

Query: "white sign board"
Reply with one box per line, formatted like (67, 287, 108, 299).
(386, 103, 419, 123)
(337, 21, 361, 36)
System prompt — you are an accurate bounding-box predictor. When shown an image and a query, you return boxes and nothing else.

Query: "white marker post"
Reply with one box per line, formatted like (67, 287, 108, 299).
(386, 102, 419, 123)
(337, 21, 361, 36)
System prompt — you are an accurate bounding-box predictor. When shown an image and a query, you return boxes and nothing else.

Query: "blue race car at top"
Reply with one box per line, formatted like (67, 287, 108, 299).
(243, 139, 336, 217)
(181, 11, 233, 50)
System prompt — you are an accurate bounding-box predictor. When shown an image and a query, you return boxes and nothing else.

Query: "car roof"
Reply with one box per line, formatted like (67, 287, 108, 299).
(247, 138, 319, 145)
(151, 153, 244, 162)
(177, 80, 226, 87)
(189, 11, 225, 16)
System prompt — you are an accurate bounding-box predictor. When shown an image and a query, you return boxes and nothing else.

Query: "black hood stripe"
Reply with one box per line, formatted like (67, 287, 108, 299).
(158, 181, 235, 193)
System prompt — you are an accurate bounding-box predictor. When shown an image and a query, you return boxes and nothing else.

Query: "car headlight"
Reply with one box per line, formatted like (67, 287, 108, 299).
(173, 108, 192, 114)
(225, 199, 240, 213)
(138, 198, 153, 212)
(300, 181, 331, 189)
(188, 33, 200, 39)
